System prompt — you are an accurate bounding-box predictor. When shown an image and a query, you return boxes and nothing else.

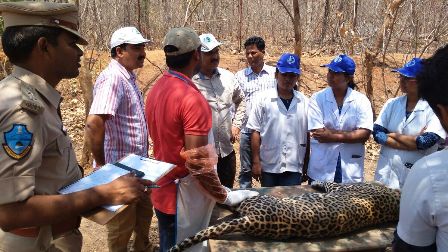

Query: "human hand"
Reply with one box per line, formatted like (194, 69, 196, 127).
(231, 126, 240, 143)
(311, 128, 333, 143)
(223, 189, 259, 206)
(252, 162, 262, 182)
(420, 126, 427, 135)
(97, 174, 154, 205)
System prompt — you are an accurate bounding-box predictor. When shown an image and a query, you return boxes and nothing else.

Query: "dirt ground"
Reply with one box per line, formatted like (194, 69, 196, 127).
(54, 49, 401, 251)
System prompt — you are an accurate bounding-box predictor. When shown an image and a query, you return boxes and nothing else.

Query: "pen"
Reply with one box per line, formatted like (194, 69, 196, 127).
(145, 185, 160, 188)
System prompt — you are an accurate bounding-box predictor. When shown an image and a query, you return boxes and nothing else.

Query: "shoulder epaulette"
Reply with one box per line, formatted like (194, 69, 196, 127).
(20, 84, 44, 114)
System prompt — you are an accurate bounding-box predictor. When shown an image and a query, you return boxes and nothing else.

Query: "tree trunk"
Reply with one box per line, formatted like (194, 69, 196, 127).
(238, 0, 243, 52)
(320, 0, 330, 45)
(78, 56, 94, 169)
(293, 0, 302, 56)
(363, 0, 405, 119)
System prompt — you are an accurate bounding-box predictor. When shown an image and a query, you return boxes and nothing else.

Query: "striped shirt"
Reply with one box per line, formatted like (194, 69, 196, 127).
(234, 63, 276, 133)
(89, 59, 148, 163)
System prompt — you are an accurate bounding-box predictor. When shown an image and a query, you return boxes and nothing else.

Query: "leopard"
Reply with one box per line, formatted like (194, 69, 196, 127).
(168, 182, 400, 252)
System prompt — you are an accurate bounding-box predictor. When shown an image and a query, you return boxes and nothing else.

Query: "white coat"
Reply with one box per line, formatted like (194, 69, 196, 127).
(246, 88, 309, 174)
(374, 96, 446, 189)
(308, 87, 373, 183)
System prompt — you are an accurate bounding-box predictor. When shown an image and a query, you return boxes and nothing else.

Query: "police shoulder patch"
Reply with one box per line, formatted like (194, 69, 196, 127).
(2, 124, 33, 160)
(20, 84, 44, 114)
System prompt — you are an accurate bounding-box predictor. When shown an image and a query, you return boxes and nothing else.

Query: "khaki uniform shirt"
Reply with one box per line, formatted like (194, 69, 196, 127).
(192, 67, 245, 157)
(0, 66, 82, 249)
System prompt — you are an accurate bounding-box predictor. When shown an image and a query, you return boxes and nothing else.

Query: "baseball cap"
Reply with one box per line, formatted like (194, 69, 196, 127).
(276, 53, 301, 75)
(163, 27, 201, 56)
(321, 54, 356, 75)
(199, 33, 222, 52)
(392, 58, 423, 78)
(0, 1, 87, 45)
(110, 27, 150, 48)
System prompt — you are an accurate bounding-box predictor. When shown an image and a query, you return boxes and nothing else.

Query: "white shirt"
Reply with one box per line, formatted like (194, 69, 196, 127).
(246, 88, 309, 174)
(192, 68, 245, 158)
(397, 148, 448, 250)
(307, 87, 373, 183)
(234, 64, 276, 133)
(374, 96, 446, 189)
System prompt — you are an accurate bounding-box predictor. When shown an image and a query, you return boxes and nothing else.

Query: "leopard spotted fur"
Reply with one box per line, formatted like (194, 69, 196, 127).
(168, 182, 400, 252)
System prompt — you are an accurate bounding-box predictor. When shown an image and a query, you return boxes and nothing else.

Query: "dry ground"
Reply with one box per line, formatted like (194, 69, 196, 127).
(53, 49, 401, 251)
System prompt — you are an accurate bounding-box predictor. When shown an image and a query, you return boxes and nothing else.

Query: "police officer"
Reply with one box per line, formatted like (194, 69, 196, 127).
(0, 2, 152, 251)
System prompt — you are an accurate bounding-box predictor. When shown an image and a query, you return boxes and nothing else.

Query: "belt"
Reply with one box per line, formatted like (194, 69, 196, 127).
(9, 216, 81, 238)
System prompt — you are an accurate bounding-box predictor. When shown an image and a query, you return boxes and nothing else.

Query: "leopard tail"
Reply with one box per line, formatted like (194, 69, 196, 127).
(168, 216, 250, 252)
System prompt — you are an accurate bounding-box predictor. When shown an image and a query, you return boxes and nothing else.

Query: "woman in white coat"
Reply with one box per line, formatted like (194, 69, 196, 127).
(307, 54, 373, 183)
(373, 58, 446, 189)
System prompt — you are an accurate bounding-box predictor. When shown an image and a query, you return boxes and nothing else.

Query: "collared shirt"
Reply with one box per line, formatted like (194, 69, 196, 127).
(246, 88, 309, 173)
(89, 59, 148, 163)
(397, 148, 448, 250)
(234, 63, 276, 133)
(0, 66, 82, 205)
(192, 67, 245, 157)
(146, 70, 212, 214)
(307, 87, 373, 183)
(374, 96, 446, 189)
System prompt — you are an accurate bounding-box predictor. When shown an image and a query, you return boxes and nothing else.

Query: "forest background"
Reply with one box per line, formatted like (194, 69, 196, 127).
(0, 0, 448, 251)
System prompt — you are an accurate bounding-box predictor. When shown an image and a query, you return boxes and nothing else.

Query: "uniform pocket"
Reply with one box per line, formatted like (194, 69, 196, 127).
(260, 145, 279, 165)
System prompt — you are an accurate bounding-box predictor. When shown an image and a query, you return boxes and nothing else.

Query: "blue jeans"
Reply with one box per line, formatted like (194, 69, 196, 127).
(239, 132, 252, 188)
(154, 209, 176, 252)
(261, 171, 302, 187)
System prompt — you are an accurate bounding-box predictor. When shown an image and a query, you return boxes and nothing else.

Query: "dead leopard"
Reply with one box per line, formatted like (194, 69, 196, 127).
(168, 182, 400, 252)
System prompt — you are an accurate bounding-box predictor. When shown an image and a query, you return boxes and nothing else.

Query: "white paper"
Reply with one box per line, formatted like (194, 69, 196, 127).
(119, 154, 175, 182)
(58, 154, 175, 212)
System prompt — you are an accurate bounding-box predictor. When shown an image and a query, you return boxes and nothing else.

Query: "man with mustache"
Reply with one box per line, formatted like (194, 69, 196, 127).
(85, 27, 153, 252)
(234, 36, 276, 188)
(0, 3, 152, 252)
(192, 33, 246, 188)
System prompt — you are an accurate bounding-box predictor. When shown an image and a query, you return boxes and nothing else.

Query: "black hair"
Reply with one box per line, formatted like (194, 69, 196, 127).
(110, 43, 129, 58)
(417, 44, 448, 114)
(164, 46, 199, 69)
(2, 26, 62, 64)
(346, 74, 357, 90)
(244, 36, 265, 51)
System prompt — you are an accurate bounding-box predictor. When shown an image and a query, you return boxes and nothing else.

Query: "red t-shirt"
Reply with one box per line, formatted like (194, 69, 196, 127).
(145, 70, 212, 214)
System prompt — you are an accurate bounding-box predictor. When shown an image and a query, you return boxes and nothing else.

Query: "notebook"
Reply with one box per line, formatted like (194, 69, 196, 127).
(58, 154, 175, 224)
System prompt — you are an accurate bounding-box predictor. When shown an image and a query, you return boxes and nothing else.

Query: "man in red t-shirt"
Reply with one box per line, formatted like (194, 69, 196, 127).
(145, 27, 258, 251)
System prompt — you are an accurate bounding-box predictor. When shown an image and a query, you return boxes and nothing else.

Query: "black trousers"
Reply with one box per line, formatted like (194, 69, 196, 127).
(217, 150, 237, 188)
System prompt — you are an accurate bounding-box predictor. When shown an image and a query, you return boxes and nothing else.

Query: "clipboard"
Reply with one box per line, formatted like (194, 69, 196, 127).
(58, 154, 175, 225)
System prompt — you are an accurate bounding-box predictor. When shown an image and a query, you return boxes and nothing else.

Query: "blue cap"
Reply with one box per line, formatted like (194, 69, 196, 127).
(321, 54, 356, 75)
(276, 53, 301, 75)
(392, 58, 423, 78)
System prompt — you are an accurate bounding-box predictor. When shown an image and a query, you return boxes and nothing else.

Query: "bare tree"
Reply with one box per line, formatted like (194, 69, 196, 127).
(363, 0, 406, 117)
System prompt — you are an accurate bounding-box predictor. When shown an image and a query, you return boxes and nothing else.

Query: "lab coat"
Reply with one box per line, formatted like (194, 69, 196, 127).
(308, 87, 373, 183)
(374, 96, 446, 189)
(246, 88, 309, 174)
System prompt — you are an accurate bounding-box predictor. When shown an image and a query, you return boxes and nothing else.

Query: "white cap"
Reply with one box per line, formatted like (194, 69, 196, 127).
(110, 26, 150, 48)
(199, 33, 222, 52)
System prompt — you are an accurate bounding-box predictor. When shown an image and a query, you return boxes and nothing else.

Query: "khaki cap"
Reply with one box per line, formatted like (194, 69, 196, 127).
(0, 1, 87, 45)
(163, 27, 201, 56)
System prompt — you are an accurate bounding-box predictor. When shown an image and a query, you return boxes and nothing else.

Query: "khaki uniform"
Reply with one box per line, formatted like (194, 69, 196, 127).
(0, 66, 83, 252)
